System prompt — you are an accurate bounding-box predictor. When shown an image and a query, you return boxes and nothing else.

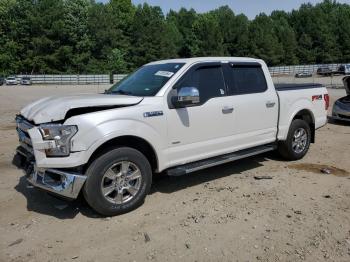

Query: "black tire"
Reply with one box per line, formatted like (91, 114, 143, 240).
(278, 119, 311, 161)
(83, 147, 152, 216)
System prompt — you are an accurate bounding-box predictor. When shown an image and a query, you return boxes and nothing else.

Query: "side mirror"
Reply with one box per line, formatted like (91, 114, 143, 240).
(172, 87, 200, 108)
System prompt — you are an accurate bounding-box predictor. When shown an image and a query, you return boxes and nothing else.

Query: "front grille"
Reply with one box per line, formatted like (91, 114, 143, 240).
(339, 114, 350, 120)
(15, 115, 35, 149)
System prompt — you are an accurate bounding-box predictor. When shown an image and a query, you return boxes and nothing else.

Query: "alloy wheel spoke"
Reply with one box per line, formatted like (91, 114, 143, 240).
(126, 185, 139, 196)
(102, 185, 115, 196)
(104, 168, 118, 180)
(128, 169, 141, 181)
(121, 161, 130, 174)
(114, 190, 124, 204)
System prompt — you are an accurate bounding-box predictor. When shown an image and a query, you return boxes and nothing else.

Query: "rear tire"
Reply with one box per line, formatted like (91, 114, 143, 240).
(83, 147, 152, 216)
(278, 119, 311, 161)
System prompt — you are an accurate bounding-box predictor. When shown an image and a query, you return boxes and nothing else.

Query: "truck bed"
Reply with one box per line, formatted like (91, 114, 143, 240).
(275, 83, 323, 91)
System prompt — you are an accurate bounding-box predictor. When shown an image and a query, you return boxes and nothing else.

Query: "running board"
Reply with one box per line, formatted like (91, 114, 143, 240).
(167, 144, 277, 176)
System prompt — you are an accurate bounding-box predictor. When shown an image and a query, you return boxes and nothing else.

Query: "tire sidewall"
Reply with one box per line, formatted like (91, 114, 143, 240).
(285, 119, 311, 160)
(83, 147, 152, 216)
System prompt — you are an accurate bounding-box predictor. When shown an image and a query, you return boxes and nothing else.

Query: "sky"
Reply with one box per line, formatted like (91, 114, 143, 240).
(99, 0, 350, 19)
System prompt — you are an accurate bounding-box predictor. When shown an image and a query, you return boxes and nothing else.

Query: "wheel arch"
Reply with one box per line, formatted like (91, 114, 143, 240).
(86, 135, 159, 173)
(291, 109, 315, 143)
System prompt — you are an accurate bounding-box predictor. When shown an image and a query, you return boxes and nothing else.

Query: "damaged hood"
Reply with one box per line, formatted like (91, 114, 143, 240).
(20, 93, 143, 124)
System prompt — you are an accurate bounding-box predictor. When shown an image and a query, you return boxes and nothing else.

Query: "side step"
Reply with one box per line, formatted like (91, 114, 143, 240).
(167, 144, 277, 176)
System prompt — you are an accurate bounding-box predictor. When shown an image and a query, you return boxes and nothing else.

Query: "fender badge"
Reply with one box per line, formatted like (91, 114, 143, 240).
(143, 111, 164, 118)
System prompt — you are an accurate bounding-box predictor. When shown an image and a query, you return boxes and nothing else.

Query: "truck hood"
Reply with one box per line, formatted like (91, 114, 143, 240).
(20, 93, 143, 124)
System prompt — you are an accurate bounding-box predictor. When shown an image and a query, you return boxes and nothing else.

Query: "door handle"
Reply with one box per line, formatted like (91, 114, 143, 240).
(222, 106, 234, 114)
(266, 101, 276, 108)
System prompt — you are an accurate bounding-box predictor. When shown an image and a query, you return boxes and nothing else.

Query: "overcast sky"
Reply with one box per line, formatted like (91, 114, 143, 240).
(99, 0, 350, 19)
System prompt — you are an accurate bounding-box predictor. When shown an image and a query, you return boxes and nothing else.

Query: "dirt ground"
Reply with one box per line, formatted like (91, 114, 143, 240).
(0, 82, 349, 262)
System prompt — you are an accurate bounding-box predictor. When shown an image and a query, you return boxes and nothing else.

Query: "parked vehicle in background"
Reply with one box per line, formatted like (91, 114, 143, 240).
(337, 64, 350, 75)
(317, 66, 333, 76)
(14, 57, 328, 216)
(5, 76, 18, 85)
(0, 77, 4, 86)
(20, 76, 32, 85)
(332, 76, 350, 122)
(295, 72, 312, 78)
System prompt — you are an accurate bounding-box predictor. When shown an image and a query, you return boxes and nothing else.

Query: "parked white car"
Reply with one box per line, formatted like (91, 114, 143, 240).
(15, 57, 328, 216)
(338, 64, 350, 75)
(20, 76, 32, 85)
(5, 76, 18, 85)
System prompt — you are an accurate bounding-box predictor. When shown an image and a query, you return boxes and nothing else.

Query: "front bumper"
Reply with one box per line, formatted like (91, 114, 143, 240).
(15, 115, 87, 199)
(332, 103, 350, 122)
(27, 165, 86, 199)
(331, 115, 350, 122)
(16, 146, 86, 199)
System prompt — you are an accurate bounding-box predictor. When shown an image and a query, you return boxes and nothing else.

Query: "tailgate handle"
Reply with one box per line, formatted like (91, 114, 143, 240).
(222, 106, 234, 114)
(266, 101, 276, 108)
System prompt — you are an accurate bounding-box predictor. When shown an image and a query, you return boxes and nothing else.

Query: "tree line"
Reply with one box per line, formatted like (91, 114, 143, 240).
(1, 0, 350, 75)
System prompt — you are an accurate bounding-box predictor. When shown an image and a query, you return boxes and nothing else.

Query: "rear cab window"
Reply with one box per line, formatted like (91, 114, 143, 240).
(223, 62, 268, 95)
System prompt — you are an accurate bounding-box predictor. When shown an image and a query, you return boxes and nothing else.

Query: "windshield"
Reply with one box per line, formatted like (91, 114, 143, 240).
(107, 63, 185, 96)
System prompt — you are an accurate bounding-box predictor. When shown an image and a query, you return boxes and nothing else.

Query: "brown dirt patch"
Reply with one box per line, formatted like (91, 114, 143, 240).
(289, 163, 349, 177)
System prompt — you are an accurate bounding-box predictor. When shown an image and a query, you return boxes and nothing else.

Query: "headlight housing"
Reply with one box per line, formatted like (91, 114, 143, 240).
(39, 125, 78, 156)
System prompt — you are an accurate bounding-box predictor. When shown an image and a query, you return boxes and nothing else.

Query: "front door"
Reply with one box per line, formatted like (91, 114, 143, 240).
(165, 63, 236, 167)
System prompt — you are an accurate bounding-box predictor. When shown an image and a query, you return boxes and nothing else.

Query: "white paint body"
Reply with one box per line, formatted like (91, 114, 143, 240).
(20, 57, 328, 172)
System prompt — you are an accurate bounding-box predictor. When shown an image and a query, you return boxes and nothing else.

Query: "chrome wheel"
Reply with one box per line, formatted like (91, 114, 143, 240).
(292, 128, 308, 154)
(100, 161, 142, 204)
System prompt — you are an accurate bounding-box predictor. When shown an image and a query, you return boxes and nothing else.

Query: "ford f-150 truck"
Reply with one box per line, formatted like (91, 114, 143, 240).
(15, 57, 329, 216)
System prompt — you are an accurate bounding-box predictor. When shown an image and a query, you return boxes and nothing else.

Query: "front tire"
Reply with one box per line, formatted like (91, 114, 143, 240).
(278, 119, 311, 161)
(83, 147, 152, 216)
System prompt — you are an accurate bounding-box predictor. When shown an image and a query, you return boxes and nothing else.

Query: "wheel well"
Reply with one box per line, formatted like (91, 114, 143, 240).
(86, 136, 158, 173)
(293, 109, 315, 143)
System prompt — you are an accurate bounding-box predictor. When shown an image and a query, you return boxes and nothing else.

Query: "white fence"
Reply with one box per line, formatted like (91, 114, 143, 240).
(16, 74, 127, 84)
(268, 63, 345, 76)
(13, 63, 349, 84)
(113, 74, 128, 83)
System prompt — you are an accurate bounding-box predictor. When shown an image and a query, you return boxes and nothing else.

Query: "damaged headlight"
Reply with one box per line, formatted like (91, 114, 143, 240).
(39, 125, 78, 156)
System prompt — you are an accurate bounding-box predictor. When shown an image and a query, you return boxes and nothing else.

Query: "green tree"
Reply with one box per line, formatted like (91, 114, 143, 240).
(63, 0, 93, 73)
(129, 3, 177, 68)
(167, 8, 198, 57)
(210, 6, 250, 56)
(271, 11, 298, 65)
(192, 13, 224, 56)
(248, 14, 283, 65)
(0, 0, 350, 74)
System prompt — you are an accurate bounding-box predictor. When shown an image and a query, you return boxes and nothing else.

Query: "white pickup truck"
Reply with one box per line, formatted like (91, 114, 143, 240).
(15, 57, 329, 216)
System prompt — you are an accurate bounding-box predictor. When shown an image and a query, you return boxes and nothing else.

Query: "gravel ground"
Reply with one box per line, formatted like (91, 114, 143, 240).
(0, 82, 349, 262)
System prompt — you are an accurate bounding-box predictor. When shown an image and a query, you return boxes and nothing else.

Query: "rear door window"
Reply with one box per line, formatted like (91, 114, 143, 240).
(223, 63, 268, 95)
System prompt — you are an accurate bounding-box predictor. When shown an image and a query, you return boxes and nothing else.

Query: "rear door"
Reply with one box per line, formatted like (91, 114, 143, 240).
(222, 62, 279, 149)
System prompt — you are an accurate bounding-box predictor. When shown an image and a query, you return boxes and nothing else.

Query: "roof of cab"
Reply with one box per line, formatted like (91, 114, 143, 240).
(147, 57, 263, 65)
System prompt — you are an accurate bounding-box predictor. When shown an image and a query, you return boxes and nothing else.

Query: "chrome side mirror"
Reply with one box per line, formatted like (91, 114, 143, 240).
(172, 87, 200, 108)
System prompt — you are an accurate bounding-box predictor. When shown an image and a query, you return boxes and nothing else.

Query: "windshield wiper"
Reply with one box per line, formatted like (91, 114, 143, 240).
(108, 90, 134, 96)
